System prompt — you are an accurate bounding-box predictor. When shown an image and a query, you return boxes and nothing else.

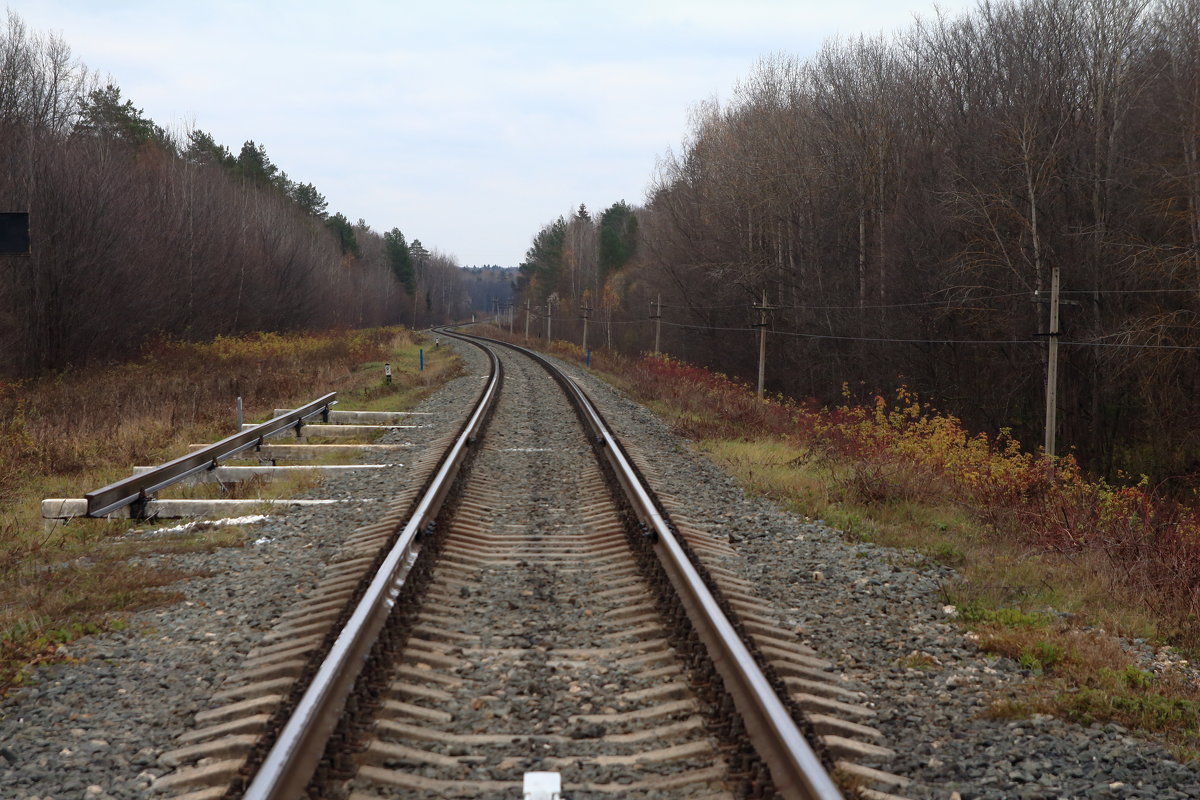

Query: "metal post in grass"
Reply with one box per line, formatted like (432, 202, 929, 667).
(419, 350, 424, 371)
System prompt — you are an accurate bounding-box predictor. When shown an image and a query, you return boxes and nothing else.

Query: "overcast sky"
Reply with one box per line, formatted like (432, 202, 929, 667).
(13, 0, 978, 266)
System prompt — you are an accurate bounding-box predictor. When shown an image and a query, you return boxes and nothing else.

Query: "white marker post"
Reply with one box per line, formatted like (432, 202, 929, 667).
(523, 772, 561, 800)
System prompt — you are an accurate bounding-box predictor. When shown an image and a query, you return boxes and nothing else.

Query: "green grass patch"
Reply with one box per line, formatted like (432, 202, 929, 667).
(896, 651, 941, 670)
(336, 334, 460, 413)
(960, 604, 1056, 628)
(698, 439, 828, 512)
(980, 623, 1200, 756)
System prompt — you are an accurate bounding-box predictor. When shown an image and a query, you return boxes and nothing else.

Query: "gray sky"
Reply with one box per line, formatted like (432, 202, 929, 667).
(14, 0, 977, 266)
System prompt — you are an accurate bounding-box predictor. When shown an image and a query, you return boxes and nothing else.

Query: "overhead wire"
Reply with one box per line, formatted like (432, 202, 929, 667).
(507, 311, 1200, 351)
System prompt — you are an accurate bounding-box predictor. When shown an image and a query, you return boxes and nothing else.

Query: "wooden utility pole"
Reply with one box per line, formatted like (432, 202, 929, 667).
(580, 303, 592, 353)
(1044, 264, 1061, 461)
(752, 289, 775, 399)
(650, 294, 662, 355)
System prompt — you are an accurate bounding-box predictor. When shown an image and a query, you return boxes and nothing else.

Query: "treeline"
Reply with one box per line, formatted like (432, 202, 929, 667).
(518, 201, 639, 345)
(0, 11, 465, 378)
(520, 0, 1200, 481)
(461, 266, 518, 313)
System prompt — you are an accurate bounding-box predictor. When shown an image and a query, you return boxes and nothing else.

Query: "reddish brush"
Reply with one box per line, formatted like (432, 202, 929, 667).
(541, 340, 1200, 649)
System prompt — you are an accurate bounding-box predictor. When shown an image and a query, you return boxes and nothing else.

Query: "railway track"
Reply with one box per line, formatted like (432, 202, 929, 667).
(150, 332, 908, 799)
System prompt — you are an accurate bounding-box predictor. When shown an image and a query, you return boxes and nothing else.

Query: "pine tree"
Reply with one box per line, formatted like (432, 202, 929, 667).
(384, 227, 415, 293)
(325, 212, 360, 257)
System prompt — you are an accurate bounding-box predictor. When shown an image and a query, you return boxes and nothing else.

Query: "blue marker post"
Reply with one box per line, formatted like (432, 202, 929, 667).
(419, 349, 424, 371)
(586, 349, 591, 367)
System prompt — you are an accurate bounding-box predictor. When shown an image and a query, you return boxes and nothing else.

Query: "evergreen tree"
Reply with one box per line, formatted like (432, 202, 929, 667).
(290, 182, 328, 218)
(384, 227, 415, 293)
(75, 84, 173, 151)
(598, 201, 638, 280)
(235, 140, 279, 187)
(184, 129, 235, 168)
(325, 212, 360, 257)
(274, 170, 296, 198)
(519, 216, 567, 300)
(408, 238, 429, 264)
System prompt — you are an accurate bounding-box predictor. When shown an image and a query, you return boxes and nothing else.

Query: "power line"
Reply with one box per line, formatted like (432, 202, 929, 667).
(658, 291, 1033, 311)
(517, 308, 1200, 350)
(1064, 340, 1200, 352)
(657, 287, 1200, 312)
(1060, 288, 1200, 295)
(658, 319, 1200, 351)
(523, 286, 1199, 318)
(659, 318, 1036, 346)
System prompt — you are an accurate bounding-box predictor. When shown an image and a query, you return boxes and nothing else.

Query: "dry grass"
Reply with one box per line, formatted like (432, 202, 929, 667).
(0, 327, 458, 694)
(156, 470, 324, 500)
(978, 620, 1200, 759)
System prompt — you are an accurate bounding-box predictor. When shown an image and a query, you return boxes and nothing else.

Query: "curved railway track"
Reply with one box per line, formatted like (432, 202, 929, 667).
(151, 331, 908, 800)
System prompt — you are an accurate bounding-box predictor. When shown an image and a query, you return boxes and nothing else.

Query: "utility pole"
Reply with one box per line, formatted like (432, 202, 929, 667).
(524, 299, 531, 341)
(580, 302, 592, 353)
(546, 302, 552, 340)
(650, 294, 662, 355)
(605, 302, 612, 350)
(752, 289, 776, 399)
(1044, 265, 1061, 461)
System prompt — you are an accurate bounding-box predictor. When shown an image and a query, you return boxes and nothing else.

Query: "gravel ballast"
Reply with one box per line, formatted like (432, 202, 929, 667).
(345, 345, 734, 797)
(2, 336, 1198, 799)
(549, 349, 1200, 800)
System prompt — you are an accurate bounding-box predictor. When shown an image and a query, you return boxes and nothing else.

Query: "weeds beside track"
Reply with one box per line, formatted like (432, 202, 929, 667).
(0, 326, 458, 695)
(478, 326, 1200, 760)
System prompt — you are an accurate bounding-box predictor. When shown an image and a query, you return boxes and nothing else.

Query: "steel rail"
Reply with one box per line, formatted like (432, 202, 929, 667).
(84, 392, 338, 517)
(451, 330, 843, 800)
(242, 344, 502, 800)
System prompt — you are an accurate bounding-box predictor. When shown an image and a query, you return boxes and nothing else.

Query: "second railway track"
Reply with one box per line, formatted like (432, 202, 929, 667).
(150, 331, 907, 800)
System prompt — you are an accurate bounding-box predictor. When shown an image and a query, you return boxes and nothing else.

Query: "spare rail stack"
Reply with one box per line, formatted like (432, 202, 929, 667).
(39, 394, 427, 524)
